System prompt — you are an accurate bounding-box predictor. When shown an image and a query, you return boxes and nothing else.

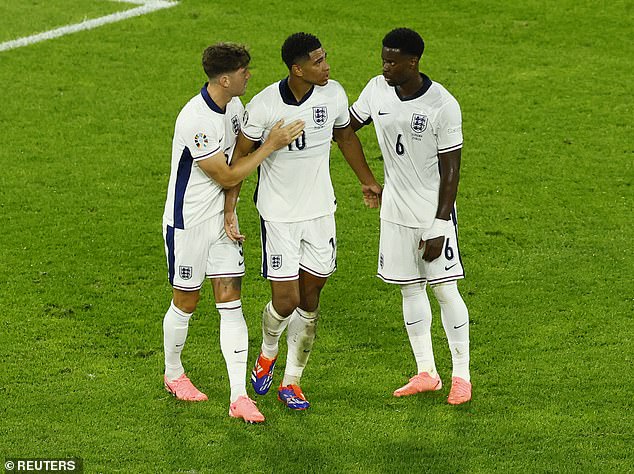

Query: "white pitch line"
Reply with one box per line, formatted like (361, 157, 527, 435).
(0, 0, 178, 53)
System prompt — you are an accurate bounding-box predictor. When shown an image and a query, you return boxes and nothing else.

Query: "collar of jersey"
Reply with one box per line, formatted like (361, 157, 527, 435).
(279, 77, 314, 106)
(200, 83, 226, 114)
(394, 73, 433, 102)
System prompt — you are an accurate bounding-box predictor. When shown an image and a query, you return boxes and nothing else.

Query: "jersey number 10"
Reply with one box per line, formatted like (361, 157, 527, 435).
(288, 130, 307, 151)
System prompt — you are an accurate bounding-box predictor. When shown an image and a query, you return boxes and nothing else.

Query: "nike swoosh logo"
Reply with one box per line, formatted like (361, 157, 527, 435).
(234, 349, 247, 354)
(175, 344, 184, 347)
(378, 111, 389, 115)
(453, 322, 467, 329)
(444, 263, 458, 271)
(303, 349, 311, 353)
(406, 319, 423, 326)
(238, 260, 244, 266)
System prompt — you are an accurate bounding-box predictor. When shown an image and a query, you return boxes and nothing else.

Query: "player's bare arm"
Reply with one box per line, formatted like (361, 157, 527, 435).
(420, 148, 461, 261)
(221, 130, 267, 242)
(349, 115, 366, 133)
(198, 119, 304, 188)
(332, 124, 382, 208)
(223, 184, 245, 242)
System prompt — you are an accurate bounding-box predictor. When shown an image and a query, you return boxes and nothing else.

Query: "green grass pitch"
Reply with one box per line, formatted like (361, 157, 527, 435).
(0, 0, 632, 472)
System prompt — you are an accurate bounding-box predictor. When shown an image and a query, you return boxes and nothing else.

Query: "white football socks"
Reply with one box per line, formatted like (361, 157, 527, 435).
(217, 300, 248, 403)
(261, 301, 290, 359)
(283, 307, 319, 386)
(401, 283, 437, 376)
(432, 282, 470, 382)
(163, 300, 192, 381)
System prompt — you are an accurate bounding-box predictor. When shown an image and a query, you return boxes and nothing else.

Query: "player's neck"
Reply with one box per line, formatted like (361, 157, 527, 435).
(396, 73, 424, 99)
(287, 76, 313, 102)
(206, 83, 230, 111)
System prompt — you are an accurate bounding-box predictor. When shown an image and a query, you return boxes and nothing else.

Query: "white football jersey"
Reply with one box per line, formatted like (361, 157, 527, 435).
(350, 74, 463, 228)
(242, 78, 350, 222)
(163, 85, 244, 229)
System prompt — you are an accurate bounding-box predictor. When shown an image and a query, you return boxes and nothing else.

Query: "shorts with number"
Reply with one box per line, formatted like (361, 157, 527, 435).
(260, 214, 337, 281)
(377, 216, 464, 286)
(163, 211, 245, 291)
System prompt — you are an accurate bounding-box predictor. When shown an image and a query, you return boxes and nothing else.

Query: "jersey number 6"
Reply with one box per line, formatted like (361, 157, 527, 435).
(395, 134, 405, 156)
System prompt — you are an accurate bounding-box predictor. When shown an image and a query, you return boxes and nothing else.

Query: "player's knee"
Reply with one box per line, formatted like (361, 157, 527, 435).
(431, 281, 461, 304)
(299, 289, 322, 312)
(400, 282, 426, 298)
(272, 294, 300, 317)
(213, 277, 242, 303)
(173, 290, 200, 314)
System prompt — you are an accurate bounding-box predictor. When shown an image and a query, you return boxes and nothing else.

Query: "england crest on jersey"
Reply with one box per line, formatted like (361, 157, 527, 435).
(411, 114, 428, 133)
(313, 106, 328, 126)
(231, 115, 240, 135)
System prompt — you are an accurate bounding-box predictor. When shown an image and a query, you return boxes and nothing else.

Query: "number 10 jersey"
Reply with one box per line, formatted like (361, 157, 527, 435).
(242, 78, 350, 223)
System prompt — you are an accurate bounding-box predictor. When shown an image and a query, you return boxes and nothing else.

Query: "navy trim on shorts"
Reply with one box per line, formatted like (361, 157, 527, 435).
(206, 271, 245, 279)
(299, 263, 335, 278)
(450, 206, 465, 278)
(427, 273, 465, 285)
(267, 273, 300, 281)
(166, 225, 176, 285)
(260, 217, 268, 278)
(172, 282, 204, 291)
(377, 273, 426, 285)
(253, 165, 260, 205)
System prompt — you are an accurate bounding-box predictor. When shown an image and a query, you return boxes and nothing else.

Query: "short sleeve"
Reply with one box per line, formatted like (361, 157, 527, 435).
(437, 96, 463, 153)
(349, 79, 374, 126)
(241, 95, 268, 142)
(180, 115, 221, 161)
(333, 82, 351, 129)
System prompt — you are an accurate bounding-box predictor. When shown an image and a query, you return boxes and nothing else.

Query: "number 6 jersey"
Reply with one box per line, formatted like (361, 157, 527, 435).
(242, 78, 350, 223)
(350, 74, 463, 229)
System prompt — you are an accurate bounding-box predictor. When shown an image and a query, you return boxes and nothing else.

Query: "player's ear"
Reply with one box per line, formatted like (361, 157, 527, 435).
(291, 63, 303, 77)
(408, 56, 419, 70)
(218, 74, 230, 88)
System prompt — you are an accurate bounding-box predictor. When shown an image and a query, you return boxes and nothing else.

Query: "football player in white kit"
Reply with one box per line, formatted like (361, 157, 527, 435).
(349, 28, 472, 404)
(162, 43, 304, 423)
(226, 33, 382, 410)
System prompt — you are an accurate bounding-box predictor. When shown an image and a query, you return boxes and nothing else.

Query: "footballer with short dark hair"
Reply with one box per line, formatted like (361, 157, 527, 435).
(350, 28, 472, 405)
(226, 32, 382, 411)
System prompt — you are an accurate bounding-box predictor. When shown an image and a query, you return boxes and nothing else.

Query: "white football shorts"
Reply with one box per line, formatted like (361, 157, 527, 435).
(260, 214, 337, 281)
(163, 211, 245, 291)
(377, 217, 464, 286)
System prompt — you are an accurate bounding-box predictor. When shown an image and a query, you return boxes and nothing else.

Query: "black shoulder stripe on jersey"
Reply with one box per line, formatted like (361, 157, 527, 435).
(349, 106, 372, 126)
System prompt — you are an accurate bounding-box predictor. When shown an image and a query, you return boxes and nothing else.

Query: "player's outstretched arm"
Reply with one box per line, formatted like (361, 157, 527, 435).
(197, 119, 304, 189)
(333, 124, 382, 208)
(420, 148, 461, 261)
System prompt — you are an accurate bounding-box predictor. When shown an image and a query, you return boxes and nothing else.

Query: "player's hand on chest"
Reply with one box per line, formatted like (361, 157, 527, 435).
(280, 104, 333, 152)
